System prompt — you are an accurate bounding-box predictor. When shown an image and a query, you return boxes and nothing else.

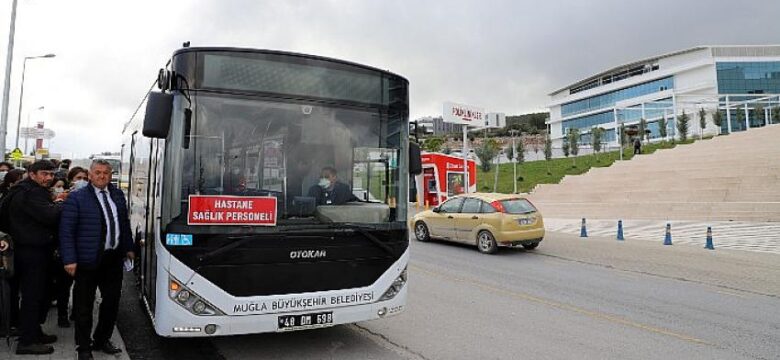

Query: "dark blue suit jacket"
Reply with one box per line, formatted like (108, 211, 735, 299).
(59, 183, 133, 268)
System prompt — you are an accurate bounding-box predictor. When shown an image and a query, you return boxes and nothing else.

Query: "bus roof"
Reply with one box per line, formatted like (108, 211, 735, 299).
(171, 47, 409, 84)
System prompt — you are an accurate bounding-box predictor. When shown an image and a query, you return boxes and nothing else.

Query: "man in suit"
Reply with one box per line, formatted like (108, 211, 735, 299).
(59, 160, 134, 360)
(307, 166, 359, 205)
(5, 160, 61, 355)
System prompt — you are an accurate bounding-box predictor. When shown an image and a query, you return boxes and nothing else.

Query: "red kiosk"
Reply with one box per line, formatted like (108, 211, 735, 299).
(416, 152, 476, 207)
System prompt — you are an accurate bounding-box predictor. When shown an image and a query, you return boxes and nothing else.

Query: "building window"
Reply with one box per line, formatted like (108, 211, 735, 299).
(562, 76, 674, 117)
(716, 61, 780, 95)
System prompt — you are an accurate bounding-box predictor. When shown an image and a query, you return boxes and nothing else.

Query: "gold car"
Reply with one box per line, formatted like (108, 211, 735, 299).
(411, 193, 544, 254)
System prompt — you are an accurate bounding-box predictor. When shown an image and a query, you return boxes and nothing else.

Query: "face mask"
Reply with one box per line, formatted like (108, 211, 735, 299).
(318, 178, 331, 188)
(0, 171, 6, 182)
(73, 179, 88, 190)
(53, 187, 65, 195)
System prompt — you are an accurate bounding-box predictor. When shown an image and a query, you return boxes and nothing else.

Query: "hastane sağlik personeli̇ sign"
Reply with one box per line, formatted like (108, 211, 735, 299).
(188, 195, 277, 226)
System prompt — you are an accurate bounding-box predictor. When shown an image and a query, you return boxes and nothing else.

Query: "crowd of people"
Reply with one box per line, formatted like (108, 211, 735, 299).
(0, 159, 133, 360)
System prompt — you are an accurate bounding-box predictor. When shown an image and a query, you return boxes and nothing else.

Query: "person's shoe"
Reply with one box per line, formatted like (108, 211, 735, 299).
(57, 316, 70, 328)
(77, 350, 94, 360)
(37, 332, 57, 344)
(15, 342, 54, 355)
(94, 340, 122, 355)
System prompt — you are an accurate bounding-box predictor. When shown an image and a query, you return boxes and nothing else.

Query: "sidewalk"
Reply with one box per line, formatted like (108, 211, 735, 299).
(544, 218, 780, 255)
(0, 300, 130, 360)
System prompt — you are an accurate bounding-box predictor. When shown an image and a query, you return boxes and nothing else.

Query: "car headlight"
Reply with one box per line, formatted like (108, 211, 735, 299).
(379, 267, 407, 301)
(169, 277, 225, 316)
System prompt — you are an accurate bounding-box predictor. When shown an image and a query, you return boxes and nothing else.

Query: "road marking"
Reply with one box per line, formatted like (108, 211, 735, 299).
(410, 264, 712, 346)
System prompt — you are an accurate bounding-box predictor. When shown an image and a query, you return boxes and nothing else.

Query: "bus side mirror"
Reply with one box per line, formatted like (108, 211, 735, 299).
(142, 92, 173, 138)
(409, 142, 422, 175)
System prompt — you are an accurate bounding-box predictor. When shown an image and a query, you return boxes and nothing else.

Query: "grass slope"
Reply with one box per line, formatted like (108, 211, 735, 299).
(476, 139, 699, 194)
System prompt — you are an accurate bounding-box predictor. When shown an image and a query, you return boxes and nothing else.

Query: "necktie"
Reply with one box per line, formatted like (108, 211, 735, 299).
(101, 190, 117, 249)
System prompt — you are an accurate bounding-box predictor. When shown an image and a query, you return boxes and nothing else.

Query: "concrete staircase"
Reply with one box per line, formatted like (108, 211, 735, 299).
(527, 125, 780, 222)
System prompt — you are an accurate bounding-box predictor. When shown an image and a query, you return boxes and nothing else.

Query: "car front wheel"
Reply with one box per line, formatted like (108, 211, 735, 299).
(414, 221, 431, 242)
(477, 230, 498, 254)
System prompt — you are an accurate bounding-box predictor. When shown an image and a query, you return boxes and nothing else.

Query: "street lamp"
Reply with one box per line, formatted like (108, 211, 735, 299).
(24, 105, 44, 154)
(14, 53, 55, 149)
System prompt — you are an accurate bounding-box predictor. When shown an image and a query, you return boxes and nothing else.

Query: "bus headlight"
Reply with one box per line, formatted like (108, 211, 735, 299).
(176, 290, 191, 303)
(169, 277, 225, 316)
(192, 301, 206, 315)
(379, 267, 407, 301)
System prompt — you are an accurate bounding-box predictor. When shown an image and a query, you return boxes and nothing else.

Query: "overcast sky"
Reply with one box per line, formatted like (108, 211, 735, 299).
(1, 0, 779, 158)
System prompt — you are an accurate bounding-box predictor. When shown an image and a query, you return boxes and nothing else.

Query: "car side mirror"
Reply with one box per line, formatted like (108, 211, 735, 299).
(432, 207, 440, 213)
(142, 92, 173, 138)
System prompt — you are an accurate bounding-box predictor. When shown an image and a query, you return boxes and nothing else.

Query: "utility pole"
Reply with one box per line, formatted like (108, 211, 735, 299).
(510, 129, 518, 193)
(0, 0, 19, 156)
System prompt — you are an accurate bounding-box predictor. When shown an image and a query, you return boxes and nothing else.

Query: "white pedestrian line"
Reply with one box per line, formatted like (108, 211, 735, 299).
(545, 218, 780, 255)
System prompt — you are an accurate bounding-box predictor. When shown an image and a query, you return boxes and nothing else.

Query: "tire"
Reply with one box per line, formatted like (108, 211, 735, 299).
(414, 221, 431, 242)
(522, 242, 539, 250)
(477, 230, 498, 254)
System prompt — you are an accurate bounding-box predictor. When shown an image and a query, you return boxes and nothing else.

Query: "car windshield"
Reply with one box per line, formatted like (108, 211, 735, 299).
(163, 94, 404, 228)
(500, 199, 536, 214)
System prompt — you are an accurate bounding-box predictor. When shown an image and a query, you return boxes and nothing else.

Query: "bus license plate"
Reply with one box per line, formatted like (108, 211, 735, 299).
(278, 312, 333, 331)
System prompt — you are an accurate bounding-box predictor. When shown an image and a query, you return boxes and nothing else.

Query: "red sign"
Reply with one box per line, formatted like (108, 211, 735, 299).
(188, 195, 277, 226)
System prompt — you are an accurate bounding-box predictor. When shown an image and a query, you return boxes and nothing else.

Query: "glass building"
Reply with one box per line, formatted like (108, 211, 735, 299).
(548, 46, 780, 148)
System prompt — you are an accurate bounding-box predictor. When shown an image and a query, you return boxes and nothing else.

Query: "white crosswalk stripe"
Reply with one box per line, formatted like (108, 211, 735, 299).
(544, 218, 780, 255)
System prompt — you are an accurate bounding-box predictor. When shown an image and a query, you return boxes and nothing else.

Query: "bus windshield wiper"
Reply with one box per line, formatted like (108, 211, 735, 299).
(331, 223, 396, 256)
(196, 228, 329, 264)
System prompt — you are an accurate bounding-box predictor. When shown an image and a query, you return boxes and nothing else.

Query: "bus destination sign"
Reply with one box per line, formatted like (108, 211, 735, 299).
(188, 195, 277, 226)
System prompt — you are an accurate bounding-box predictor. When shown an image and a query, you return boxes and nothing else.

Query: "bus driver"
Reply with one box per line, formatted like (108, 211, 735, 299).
(307, 167, 358, 205)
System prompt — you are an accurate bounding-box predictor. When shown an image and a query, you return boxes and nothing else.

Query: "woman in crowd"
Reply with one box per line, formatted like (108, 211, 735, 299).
(0, 168, 26, 198)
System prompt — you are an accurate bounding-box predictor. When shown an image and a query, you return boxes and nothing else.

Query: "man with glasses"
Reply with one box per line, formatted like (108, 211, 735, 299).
(59, 160, 134, 360)
(5, 160, 62, 355)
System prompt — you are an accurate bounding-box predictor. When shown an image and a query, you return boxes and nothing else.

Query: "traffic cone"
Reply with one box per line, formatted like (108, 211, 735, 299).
(663, 223, 673, 245)
(617, 220, 624, 241)
(705, 226, 714, 250)
(580, 218, 588, 238)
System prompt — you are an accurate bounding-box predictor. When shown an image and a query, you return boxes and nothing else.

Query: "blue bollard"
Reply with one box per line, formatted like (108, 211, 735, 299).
(617, 220, 625, 241)
(580, 218, 588, 238)
(663, 223, 673, 245)
(705, 226, 714, 250)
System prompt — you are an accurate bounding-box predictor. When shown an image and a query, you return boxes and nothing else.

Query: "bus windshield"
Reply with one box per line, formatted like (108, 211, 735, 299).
(164, 93, 405, 228)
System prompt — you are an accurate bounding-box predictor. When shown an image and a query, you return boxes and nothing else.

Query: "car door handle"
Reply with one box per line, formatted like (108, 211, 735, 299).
(471, 216, 479, 220)
(447, 216, 454, 219)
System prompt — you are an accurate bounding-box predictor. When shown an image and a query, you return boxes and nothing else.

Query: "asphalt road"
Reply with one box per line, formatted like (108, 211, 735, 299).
(118, 231, 780, 360)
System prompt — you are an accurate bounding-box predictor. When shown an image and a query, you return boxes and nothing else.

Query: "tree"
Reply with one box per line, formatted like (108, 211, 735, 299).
(639, 118, 647, 143)
(619, 123, 629, 147)
(515, 137, 525, 165)
(544, 133, 552, 174)
(422, 137, 444, 152)
(561, 135, 570, 158)
(698, 108, 707, 140)
(754, 104, 765, 127)
(591, 127, 603, 157)
(773, 106, 780, 125)
(658, 116, 667, 140)
(736, 109, 746, 131)
(711, 110, 723, 135)
(677, 110, 690, 142)
(568, 128, 580, 167)
(532, 135, 542, 160)
(475, 138, 499, 173)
